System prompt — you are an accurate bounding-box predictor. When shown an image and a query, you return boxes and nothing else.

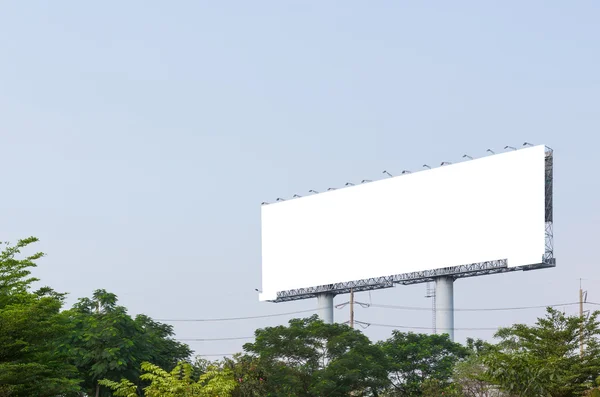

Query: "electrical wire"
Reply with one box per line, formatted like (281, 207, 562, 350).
(355, 320, 497, 331)
(178, 336, 254, 342)
(181, 322, 497, 343)
(156, 308, 320, 322)
(174, 303, 600, 343)
(367, 302, 584, 312)
(156, 302, 599, 323)
(196, 353, 236, 357)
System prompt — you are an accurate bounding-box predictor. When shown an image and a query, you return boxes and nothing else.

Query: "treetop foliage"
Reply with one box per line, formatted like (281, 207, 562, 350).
(3, 237, 600, 397)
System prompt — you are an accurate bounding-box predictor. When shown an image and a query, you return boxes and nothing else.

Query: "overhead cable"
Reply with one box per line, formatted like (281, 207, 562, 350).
(368, 302, 583, 312)
(196, 353, 236, 357)
(157, 302, 597, 323)
(178, 336, 254, 341)
(174, 304, 600, 342)
(355, 320, 497, 331)
(156, 308, 319, 322)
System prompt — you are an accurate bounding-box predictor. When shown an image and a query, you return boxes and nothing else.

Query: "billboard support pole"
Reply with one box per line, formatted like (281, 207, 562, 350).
(317, 293, 334, 324)
(435, 276, 454, 341)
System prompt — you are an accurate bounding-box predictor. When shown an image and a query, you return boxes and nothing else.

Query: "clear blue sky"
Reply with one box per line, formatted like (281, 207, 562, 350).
(1, 2, 599, 355)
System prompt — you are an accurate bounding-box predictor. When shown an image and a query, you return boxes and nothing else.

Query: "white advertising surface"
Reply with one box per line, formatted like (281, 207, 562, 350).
(260, 145, 546, 301)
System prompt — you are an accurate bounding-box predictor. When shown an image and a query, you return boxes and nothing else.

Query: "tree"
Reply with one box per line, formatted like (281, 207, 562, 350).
(99, 361, 237, 397)
(66, 289, 191, 397)
(133, 315, 193, 375)
(453, 354, 503, 397)
(378, 331, 467, 396)
(0, 237, 81, 396)
(587, 377, 600, 397)
(482, 307, 600, 397)
(241, 315, 390, 397)
(452, 338, 503, 397)
(420, 378, 461, 397)
(223, 354, 268, 397)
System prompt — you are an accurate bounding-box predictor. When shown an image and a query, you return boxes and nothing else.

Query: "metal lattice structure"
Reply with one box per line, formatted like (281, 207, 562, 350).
(270, 148, 555, 303)
(425, 282, 436, 333)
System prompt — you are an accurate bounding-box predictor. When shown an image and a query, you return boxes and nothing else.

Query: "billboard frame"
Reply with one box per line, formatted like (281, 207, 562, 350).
(268, 147, 555, 303)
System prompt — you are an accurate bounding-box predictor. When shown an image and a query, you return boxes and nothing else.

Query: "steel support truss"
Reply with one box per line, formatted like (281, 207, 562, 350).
(271, 147, 555, 303)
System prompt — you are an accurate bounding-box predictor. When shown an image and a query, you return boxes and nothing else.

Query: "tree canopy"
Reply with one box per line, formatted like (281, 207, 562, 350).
(0, 237, 80, 396)
(4, 236, 600, 397)
(66, 289, 192, 397)
(379, 331, 467, 396)
(482, 307, 600, 397)
(0, 237, 191, 397)
(241, 315, 390, 397)
(100, 361, 237, 397)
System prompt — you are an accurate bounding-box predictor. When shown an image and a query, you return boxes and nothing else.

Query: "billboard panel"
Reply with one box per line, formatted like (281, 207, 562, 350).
(260, 145, 547, 301)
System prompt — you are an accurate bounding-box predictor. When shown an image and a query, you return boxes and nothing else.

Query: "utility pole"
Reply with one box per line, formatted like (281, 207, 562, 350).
(580, 279, 586, 358)
(350, 289, 354, 329)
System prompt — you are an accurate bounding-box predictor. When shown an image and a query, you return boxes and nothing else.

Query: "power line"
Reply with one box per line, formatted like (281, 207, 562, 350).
(156, 308, 319, 322)
(355, 320, 497, 331)
(196, 353, 236, 357)
(157, 302, 598, 323)
(367, 302, 583, 312)
(179, 322, 499, 343)
(181, 321, 515, 344)
(175, 304, 600, 343)
(178, 336, 254, 342)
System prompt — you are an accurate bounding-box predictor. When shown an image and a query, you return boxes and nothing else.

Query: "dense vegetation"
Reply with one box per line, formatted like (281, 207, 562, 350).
(2, 237, 600, 396)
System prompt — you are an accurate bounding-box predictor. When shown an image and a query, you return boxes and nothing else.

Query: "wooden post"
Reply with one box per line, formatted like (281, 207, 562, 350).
(580, 282, 584, 358)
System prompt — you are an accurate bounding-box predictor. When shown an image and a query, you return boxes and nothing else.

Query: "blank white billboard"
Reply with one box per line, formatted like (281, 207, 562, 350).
(260, 145, 546, 301)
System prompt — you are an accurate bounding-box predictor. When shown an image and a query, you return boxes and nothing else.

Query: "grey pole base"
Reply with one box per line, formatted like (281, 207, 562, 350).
(317, 293, 334, 324)
(435, 276, 455, 341)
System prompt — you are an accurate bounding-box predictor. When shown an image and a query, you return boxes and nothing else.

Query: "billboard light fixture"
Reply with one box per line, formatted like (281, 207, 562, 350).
(268, 145, 545, 204)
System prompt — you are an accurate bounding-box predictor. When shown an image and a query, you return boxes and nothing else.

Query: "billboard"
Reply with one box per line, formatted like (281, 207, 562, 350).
(260, 145, 547, 301)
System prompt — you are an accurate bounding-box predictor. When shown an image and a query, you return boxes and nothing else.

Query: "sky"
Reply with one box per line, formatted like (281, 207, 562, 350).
(1, 2, 599, 357)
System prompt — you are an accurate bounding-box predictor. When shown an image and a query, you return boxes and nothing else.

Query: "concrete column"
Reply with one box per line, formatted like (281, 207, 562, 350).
(317, 293, 334, 324)
(435, 276, 454, 341)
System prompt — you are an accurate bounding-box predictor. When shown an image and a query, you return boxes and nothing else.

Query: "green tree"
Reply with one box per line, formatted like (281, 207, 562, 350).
(452, 338, 502, 397)
(483, 307, 600, 397)
(379, 331, 467, 396)
(99, 361, 237, 397)
(421, 378, 462, 397)
(242, 315, 390, 397)
(453, 354, 500, 397)
(134, 315, 193, 376)
(223, 354, 268, 397)
(67, 289, 191, 397)
(0, 237, 81, 396)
